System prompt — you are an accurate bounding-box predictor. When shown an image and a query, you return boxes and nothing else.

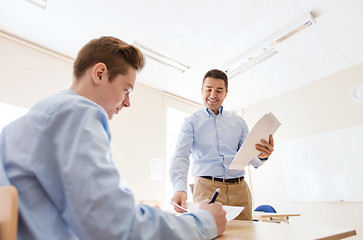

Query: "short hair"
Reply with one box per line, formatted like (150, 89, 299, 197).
(73, 36, 145, 81)
(202, 69, 228, 90)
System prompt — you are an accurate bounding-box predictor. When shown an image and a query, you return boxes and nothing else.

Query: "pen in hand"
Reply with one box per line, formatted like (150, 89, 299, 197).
(209, 188, 220, 204)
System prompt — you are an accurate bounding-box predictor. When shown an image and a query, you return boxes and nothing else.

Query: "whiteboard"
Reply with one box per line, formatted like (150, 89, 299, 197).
(282, 124, 363, 202)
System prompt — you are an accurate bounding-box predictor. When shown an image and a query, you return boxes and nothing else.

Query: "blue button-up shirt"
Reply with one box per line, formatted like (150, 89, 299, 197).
(170, 107, 265, 193)
(0, 90, 217, 240)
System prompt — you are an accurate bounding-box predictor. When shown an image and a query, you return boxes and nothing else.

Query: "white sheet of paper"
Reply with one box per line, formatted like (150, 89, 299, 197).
(229, 112, 281, 170)
(186, 202, 244, 221)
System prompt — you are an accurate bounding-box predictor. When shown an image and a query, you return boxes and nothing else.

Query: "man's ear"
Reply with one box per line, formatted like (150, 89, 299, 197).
(224, 89, 228, 98)
(92, 63, 107, 85)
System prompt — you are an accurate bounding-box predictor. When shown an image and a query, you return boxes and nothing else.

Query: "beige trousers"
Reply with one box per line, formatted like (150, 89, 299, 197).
(193, 177, 252, 221)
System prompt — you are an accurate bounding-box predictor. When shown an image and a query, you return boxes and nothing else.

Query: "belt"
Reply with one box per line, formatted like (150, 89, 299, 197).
(200, 176, 244, 183)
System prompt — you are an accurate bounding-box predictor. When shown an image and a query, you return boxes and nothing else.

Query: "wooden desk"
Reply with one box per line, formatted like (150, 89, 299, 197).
(216, 220, 357, 240)
(253, 212, 301, 224)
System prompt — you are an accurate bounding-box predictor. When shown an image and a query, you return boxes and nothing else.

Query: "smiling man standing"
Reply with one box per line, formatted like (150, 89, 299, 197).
(170, 69, 275, 220)
(0, 37, 226, 240)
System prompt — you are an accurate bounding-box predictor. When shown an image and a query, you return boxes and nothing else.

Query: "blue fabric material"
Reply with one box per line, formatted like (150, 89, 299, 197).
(0, 90, 217, 240)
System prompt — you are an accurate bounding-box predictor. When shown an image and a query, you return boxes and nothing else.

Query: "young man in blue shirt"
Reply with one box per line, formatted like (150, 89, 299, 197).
(0, 37, 226, 239)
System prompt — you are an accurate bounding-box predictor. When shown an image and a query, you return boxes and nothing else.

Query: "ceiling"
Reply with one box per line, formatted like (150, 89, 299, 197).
(1, 0, 363, 110)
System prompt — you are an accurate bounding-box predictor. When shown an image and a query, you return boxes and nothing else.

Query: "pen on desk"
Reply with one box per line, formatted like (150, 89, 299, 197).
(209, 188, 220, 204)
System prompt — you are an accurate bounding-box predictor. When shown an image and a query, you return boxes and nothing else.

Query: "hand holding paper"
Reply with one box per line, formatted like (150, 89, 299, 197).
(229, 112, 281, 170)
(171, 191, 188, 213)
(256, 134, 274, 159)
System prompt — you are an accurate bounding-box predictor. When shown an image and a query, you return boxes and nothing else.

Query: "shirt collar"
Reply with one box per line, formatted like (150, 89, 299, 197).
(203, 106, 224, 117)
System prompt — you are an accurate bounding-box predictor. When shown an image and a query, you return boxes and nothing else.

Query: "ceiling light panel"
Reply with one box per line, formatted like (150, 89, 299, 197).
(223, 12, 315, 78)
(134, 41, 190, 73)
(226, 48, 278, 79)
(25, 0, 47, 9)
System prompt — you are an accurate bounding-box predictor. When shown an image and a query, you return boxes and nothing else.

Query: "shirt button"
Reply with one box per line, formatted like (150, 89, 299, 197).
(219, 140, 222, 143)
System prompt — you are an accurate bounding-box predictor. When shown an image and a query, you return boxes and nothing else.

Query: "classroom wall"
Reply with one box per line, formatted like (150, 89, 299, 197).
(109, 83, 167, 205)
(0, 35, 72, 106)
(243, 62, 363, 238)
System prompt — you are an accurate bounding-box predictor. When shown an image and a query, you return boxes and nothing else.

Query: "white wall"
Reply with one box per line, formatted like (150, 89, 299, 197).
(109, 83, 167, 205)
(243, 63, 363, 238)
(0, 35, 72, 107)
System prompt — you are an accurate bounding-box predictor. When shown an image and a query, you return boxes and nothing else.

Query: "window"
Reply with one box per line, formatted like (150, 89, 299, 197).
(162, 94, 201, 210)
(165, 106, 208, 210)
(164, 107, 191, 210)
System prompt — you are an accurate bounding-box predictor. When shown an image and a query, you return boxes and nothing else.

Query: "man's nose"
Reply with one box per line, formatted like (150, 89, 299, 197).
(210, 90, 217, 98)
(123, 93, 130, 107)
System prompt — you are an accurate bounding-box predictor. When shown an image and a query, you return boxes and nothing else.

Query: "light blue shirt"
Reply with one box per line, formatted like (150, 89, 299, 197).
(170, 107, 265, 193)
(0, 90, 217, 240)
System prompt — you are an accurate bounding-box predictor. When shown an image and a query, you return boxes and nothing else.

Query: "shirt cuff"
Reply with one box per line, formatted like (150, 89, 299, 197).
(174, 181, 187, 194)
(186, 209, 218, 239)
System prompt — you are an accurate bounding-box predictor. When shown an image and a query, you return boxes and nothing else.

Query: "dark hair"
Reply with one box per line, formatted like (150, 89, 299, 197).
(73, 36, 145, 81)
(202, 69, 228, 90)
